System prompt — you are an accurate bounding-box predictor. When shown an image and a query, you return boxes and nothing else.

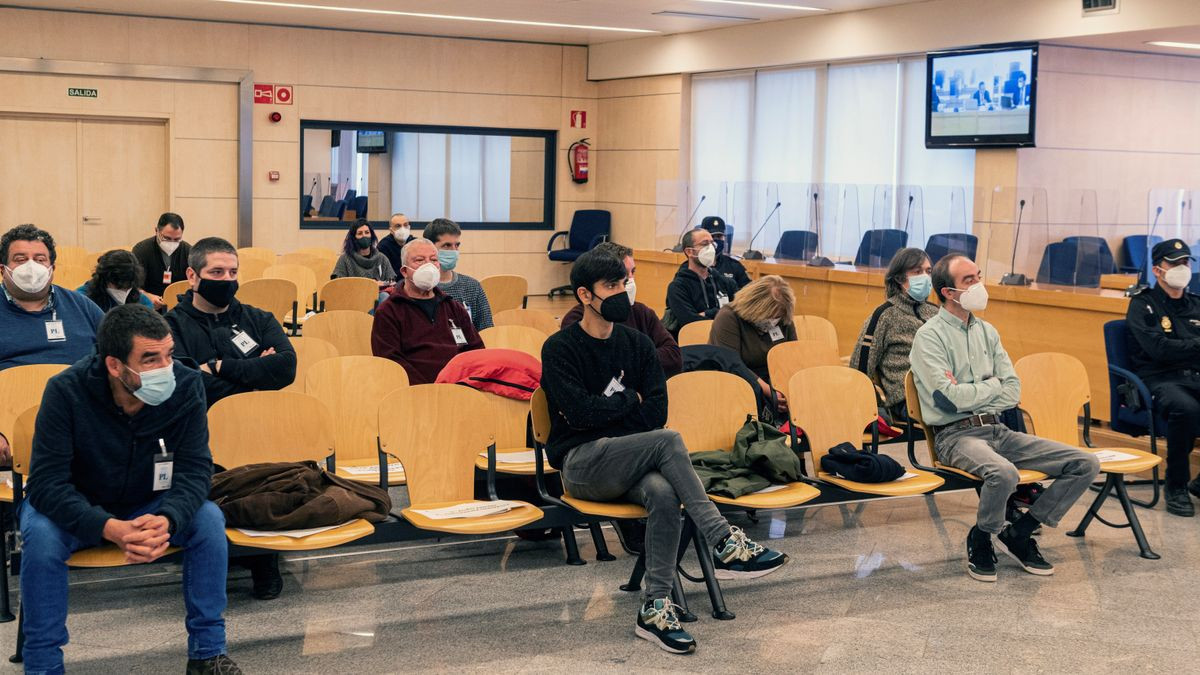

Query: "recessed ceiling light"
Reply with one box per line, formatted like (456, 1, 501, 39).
(692, 0, 829, 10)
(655, 10, 757, 21)
(206, 0, 659, 33)
(1146, 40, 1200, 51)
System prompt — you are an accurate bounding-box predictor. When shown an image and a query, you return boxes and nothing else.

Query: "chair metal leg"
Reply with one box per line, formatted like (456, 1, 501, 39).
(9, 608, 22, 664)
(619, 553, 645, 592)
(689, 523, 734, 620)
(590, 523, 616, 562)
(0, 506, 14, 623)
(559, 527, 585, 566)
(671, 570, 697, 623)
(1068, 474, 1116, 538)
(1114, 477, 1160, 560)
(1127, 464, 1161, 510)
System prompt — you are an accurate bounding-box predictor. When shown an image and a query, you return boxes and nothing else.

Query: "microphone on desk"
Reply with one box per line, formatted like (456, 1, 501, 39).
(307, 176, 319, 196)
(1000, 198, 1031, 286)
(741, 201, 782, 260)
(670, 195, 706, 252)
(902, 194, 914, 234)
(1128, 206, 1165, 296)
(808, 191, 834, 267)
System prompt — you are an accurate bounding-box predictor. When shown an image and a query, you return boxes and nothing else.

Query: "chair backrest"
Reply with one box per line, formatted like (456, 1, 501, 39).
(485, 391, 531, 450)
(1013, 352, 1087, 447)
(344, 189, 357, 203)
(1102, 319, 1151, 435)
(903, 370, 940, 461)
(665, 371, 758, 453)
(293, 247, 339, 262)
(1062, 235, 1116, 275)
(319, 277, 379, 313)
(677, 319, 713, 347)
(11, 405, 38, 478)
(1036, 240, 1101, 288)
(318, 195, 335, 217)
(302, 310, 374, 356)
(285, 336, 339, 392)
(568, 210, 612, 252)
(0, 364, 67, 449)
(925, 233, 979, 265)
(163, 279, 191, 310)
(766, 339, 841, 391)
(265, 263, 318, 312)
(530, 387, 552, 444)
(353, 195, 368, 219)
(237, 247, 277, 268)
(493, 308, 559, 336)
(207, 391, 335, 468)
(306, 356, 409, 462)
(236, 278, 296, 325)
(479, 325, 546, 360)
(53, 245, 92, 269)
(1121, 234, 1162, 278)
(788, 366, 879, 470)
(479, 274, 528, 314)
(378, 384, 495, 505)
(791, 314, 838, 350)
(279, 251, 321, 267)
(854, 229, 909, 267)
(774, 230, 818, 261)
(237, 257, 270, 282)
(334, 200, 348, 220)
(301, 194, 313, 217)
(53, 264, 92, 290)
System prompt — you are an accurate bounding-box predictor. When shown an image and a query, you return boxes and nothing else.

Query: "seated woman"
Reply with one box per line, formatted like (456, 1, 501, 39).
(332, 218, 396, 289)
(76, 249, 154, 312)
(708, 274, 796, 414)
(849, 247, 936, 423)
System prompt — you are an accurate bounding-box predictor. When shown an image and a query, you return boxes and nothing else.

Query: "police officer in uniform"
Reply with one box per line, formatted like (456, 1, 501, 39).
(1127, 238, 1200, 516)
(698, 216, 751, 290)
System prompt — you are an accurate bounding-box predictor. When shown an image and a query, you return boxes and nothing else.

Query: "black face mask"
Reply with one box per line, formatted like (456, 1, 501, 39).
(196, 278, 238, 308)
(355, 236, 374, 250)
(588, 290, 632, 323)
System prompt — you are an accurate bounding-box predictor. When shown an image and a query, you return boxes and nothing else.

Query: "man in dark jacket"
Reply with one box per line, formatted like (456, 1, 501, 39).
(698, 216, 750, 289)
(20, 304, 239, 674)
(1127, 238, 1200, 516)
(132, 212, 192, 310)
(376, 212, 412, 277)
(666, 228, 738, 333)
(372, 237, 483, 384)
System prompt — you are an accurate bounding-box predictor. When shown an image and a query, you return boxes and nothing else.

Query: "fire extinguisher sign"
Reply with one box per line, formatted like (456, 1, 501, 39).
(570, 110, 587, 128)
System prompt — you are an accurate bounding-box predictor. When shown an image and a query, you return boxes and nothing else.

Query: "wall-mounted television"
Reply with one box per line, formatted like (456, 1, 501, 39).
(926, 42, 1037, 148)
(356, 129, 388, 153)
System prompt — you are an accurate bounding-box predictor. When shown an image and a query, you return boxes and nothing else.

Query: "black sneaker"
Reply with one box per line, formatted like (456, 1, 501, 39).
(998, 525, 1054, 576)
(186, 654, 242, 675)
(1166, 486, 1195, 517)
(635, 598, 696, 654)
(966, 526, 997, 582)
(614, 519, 646, 555)
(249, 553, 284, 600)
(1005, 503, 1042, 536)
(1188, 477, 1200, 500)
(712, 526, 789, 579)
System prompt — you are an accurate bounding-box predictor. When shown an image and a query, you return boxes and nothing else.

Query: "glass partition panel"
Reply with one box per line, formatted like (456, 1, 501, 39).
(984, 186, 1048, 285)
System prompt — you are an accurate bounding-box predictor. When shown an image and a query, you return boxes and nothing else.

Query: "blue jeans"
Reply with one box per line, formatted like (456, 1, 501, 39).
(19, 498, 229, 674)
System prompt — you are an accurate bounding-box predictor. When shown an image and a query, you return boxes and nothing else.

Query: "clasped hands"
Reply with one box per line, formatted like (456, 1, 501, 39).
(103, 514, 172, 564)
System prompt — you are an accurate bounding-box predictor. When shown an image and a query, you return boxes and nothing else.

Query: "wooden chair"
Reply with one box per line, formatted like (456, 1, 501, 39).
(379, 384, 543, 535)
(493, 308, 560, 336)
(677, 319, 713, 347)
(236, 278, 296, 326)
(0, 365, 69, 487)
(665, 371, 820, 510)
(264, 263, 319, 333)
(319, 277, 379, 313)
(52, 264, 91, 290)
(207, 391, 375, 550)
(792, 315, 838, 352)
(788, 367, 943, 496)
(237, 257, 270, 282)
(471, 391, 550, 476)
(286, 336, 339, 393)
(291, 249, 338, 281)
(279, 251, 319, 267)
(306, 356, 409, 486)
(479, 274, 528, 314)
(236, 247, 277, 268)
(479, 325, 546, 361)
(766, 339, 841, 392)
(1014, 352, 1163, 559)
(162, 279, 191, 310)
(52, 246, 92, 269)
(302, 310, 374, 356)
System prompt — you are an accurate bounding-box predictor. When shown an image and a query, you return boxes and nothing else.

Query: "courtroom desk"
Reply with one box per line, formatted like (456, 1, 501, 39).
(1100, 273, 1138, 291)
(635, 249, 686, 316)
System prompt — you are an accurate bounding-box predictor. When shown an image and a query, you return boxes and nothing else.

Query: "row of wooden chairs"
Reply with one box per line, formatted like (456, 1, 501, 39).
(677, 314, 840, 351)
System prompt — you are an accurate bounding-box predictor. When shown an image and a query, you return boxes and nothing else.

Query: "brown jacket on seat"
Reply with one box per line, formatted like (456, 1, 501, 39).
(210, 461, 391, 530)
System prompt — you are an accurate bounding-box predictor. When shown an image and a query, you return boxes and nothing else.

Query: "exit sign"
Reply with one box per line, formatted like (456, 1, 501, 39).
(68, 88, 98, 98)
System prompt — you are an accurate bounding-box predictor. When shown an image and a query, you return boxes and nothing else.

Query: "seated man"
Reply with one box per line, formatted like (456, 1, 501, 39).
(20, 304, 238, 674)
(1126, 239, 1200, 516)
(666, 228, 738, 333)
(561, 241, 682, 376)
(541, 249, 788, 654)
(424, 217, 494, 330)
(696, 216, 750, 290)
(911, 254, 1100, 582)
(377, 212, 412, 276)
(372, 237, 483, 384)
(132, 212, 191, 310)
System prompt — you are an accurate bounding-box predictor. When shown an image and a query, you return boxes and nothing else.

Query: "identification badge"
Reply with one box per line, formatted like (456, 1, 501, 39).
(449, 320, 467, 346)
(603, 372, 626, 397)
(231, 329, 259, 355)
(768, 326, 785, 342)
(45, 320, 66, 342)
(717, 292, 729, 308)
(153, 452, 174, 491)
(162, 270, 172, 285)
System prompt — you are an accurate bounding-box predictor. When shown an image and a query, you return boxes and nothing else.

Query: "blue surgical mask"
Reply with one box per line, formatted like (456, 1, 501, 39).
(123, 362, 177, 406)
(437, 249, 459, 271)
(906, 273, 932, 301)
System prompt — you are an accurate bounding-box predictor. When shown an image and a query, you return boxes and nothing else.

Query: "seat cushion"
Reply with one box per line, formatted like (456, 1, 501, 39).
(402, 501, 544, 534)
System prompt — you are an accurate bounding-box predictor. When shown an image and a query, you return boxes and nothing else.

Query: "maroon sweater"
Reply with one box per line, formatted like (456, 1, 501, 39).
(560, 301, 683, 377)
(371, 286, 484, 384)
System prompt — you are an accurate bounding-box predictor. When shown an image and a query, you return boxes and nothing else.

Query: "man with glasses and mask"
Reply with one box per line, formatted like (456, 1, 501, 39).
(540, 249, 788, 655)
(19, 304, 239, 674)
(132, 212, 191, 310)
(665, 228, 738, 334)
(695, 216, 749, 290)
(1127, 239, 1200, 516)
(911, 254, 1099, 583)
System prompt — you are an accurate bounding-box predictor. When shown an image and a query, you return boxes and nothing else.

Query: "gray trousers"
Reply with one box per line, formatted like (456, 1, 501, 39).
(935, 424, 1101, 534)
(561, 429, 730, 601)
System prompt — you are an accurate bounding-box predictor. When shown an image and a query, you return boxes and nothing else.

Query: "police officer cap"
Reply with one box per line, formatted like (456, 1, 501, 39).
(1152, 239, 1194, 265)
(700, 216, 726, 234)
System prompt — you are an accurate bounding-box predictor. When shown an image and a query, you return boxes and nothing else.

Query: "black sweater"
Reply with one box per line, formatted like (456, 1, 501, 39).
(131, 236, 191, 297)
(166, 292, 297, 405)
(666, 266, 739, 331)
(540, 323, 668, 469)
(28, 355, 213, 544)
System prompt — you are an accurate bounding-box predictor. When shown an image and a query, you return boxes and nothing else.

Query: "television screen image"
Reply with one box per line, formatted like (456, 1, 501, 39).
(926, 42, 1037, 148)
(356, 129, 388, 153)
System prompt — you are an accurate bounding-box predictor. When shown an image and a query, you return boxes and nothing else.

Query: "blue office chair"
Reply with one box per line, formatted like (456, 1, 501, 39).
(547, 210, 611, 296)
(353, 196, 368, 219)
(1103, 319, 1163, 508)
(343, 189, 357, 205)
(317, 195, 335, 217)
(1036, 240, 1102, 287)
(1119, 235, 1162, 281)
(774, 231, 818, 261)
(853, 230, 908, 267)
(333, 199, 348, 220)
(1063, 236, 1116, 275)
(301, 195, 313, 218)
(925, 233, 978, 265)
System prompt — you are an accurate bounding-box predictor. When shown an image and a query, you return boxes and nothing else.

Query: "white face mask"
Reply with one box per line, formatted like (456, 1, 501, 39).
(4, 260, 52, 295)
(1163, 264, 1192, 290)
(696, 243, 717, 268)
(158, 238, 180, 256)
(625, 278, 637, 305)
(393, 227, 410, 242)
(407, 262, 440, 291)
(106, 286, 133, 304)
(952, 282, 988, 312)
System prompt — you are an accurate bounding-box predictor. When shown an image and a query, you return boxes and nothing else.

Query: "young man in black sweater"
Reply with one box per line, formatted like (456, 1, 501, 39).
(540, 250, 788, 655)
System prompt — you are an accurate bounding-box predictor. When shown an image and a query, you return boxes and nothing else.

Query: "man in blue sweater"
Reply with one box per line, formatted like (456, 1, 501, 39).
(20, 304, 238, 674)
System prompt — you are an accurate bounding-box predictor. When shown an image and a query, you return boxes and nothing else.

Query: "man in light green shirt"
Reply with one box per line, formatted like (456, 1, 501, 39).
(910, 254, 1099, 583)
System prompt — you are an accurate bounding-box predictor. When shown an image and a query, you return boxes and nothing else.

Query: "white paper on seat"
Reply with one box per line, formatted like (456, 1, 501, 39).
(1, 470, 11, 488)
(411, 500, 518, 519)
(750, 484, 789, 494)
(477, 450, 543, 464)
(1093, 450, 1140, 463)
(339, 462, 404, 476)
(893, 472, 920, 481)
(235, 523, 347, 538)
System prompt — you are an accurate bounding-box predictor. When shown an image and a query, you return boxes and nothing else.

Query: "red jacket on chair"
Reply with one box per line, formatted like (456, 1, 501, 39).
(371, 286, 483, 384)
